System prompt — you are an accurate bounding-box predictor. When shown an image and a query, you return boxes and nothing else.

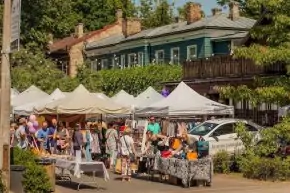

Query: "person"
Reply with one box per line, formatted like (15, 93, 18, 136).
(82, 122, 93, 161)
(90, 124, 101, 159)
(72, 123, 84, 157)
(15, 118, 28, 150)
(147, 116, 167, 140)
(105, 122, 119, 169)
(53, 122, 69, 154)
(48, 118, 57, 154)
(119, 127, 136, 182)
(10, 123, 18, 147)
(37, 121, 50, 154)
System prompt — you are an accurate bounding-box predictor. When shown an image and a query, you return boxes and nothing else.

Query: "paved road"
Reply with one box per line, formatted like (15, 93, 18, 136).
(56, 173, 290, 193)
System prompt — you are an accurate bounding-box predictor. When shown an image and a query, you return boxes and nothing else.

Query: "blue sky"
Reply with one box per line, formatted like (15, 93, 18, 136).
(135, 0, 224, 16)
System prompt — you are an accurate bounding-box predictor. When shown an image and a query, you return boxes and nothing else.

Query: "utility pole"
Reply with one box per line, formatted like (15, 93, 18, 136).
(0, 0, 12, 191)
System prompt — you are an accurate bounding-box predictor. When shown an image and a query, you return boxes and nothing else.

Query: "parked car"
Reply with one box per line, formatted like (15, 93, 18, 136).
(188, 118, 263, 155)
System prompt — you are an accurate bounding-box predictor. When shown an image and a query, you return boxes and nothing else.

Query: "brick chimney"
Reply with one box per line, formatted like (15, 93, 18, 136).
(116, 9, 123, 23)
(75, 23, 84, 38)
(122, 18, 141, 37)
(186, 2, 202, 24)
(212, 8, 222, 16)
(229, 1, 240, 20)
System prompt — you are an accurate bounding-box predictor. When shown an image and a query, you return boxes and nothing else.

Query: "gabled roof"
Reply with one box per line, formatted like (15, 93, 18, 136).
(86, 14, 256, 50)
(48, 22, 120, 53)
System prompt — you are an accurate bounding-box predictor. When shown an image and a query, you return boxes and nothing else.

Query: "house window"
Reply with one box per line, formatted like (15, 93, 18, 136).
(155, 50, 164, 64)
(91, 59, 102, 71)
(101, 59, 108, 69)
(128, 53, 136, 67)
(187, 45, 197, 60)
(113, 56, 120, 69)
(121, 55, 125, 69)
(170, 47, 180, 64)
(108, 58, 114, 69)
(138, 52, 144, 66)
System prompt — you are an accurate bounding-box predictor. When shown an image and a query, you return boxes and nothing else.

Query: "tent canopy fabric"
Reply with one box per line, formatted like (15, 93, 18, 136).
(12, 85, 49, 107)
(134, 86, 164, 108)
(34, 84, 130, 115)
(14, 88, 66, 115)
(111, 90, 135, 107)
(136, 82, 234, 116)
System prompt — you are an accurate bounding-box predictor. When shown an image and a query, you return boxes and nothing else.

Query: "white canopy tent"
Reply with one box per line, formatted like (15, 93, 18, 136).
(136, 82, 234, 116)
(134, 86, 164, 108)
(111, 90, 135, 108)
(12, 85, 49, 107)
(34, 84, 130, 115)
(14, 88, 66, 115)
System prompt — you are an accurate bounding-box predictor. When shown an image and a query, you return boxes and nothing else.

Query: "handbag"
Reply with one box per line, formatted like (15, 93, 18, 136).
(124, 136, 135, 162)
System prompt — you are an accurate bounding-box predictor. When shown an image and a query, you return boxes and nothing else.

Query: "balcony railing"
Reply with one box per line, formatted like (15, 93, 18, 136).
(183, 56, 286, 80)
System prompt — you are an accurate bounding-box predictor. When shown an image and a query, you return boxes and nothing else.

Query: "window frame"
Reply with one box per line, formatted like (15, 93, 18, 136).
(101, 59, 108, 69)
(120, 54, 125, 69)
(128, 53, 136, 67)
(138, 52, 144, 66)
(187, 45, 197, 60)
(170, 47, 180, 64)
(155, 50, 165, 64)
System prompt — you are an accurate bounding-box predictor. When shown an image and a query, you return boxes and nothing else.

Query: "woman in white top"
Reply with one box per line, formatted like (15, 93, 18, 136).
(119, 127, 136, 182)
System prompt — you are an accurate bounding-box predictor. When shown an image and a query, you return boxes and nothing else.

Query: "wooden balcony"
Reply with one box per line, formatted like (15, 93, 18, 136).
(183, 56, 286, 80)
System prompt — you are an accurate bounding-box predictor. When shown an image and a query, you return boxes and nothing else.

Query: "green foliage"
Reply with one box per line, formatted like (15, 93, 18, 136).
(13, 148, 52, 193)
(11, 49, 79, 93)
(238, 156, 290, 181)
(213, 150, 231, 174)
(98, 64, 182, 96)
(0, 170, 6, 193)
(139, 0, 174, 29)
(216, 0, 260, 18)
(233, 119, 290, 181)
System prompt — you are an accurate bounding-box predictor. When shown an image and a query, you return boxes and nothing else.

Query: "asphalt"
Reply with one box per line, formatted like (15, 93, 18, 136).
(55, 172, 290, 193)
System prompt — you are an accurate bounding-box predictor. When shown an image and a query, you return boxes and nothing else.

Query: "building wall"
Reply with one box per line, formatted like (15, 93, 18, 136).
(68, 24, 122, 77)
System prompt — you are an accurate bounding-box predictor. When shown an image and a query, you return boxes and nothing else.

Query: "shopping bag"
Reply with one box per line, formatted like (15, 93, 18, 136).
(115, 158, 122, 174)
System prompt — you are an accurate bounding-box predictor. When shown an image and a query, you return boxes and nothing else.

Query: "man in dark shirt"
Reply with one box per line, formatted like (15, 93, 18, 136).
(48, 118, 57, 154)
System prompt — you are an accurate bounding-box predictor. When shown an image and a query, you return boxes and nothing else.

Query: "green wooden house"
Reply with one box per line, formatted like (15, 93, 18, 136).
(85, 2, 256, 70)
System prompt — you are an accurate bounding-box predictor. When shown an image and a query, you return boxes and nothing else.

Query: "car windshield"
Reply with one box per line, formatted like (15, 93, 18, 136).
(189, 122, 218, 136)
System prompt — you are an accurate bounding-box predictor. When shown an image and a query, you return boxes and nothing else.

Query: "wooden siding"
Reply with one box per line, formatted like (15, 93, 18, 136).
(183, 55, 286, 80)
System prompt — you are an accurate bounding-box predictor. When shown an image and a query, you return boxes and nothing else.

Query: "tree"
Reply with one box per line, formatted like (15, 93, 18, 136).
(139, 0, 174, 29)
(73, 0, 137, 31)
(21, 0, 80, 49)
(216, 0, 260, 18)
(219, 0, 290, 107)
(11, 49, 74, 93)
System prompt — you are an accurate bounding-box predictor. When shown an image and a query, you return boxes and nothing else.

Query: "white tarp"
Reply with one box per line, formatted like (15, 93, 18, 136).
(14, 88, 66, 115)
(12, 85, 49, 107)
(134, 86, 164, 108)
(136, 82, 234, 116)
(34, 84, 130, 115)
(111, 90, 135, 107)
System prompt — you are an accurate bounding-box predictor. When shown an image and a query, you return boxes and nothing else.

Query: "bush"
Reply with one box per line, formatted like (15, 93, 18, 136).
(213, 150, 231, 174)
(0, 170, 6, 193)
(239, 156, 290, 181)
(12, 148, 52, 193)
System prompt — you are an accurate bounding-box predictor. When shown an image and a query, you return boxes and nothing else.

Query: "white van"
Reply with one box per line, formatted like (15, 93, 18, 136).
(188, 118, 262, 155)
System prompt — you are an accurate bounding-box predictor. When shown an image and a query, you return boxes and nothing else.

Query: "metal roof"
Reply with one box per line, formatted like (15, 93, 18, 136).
(86, 14, 256, 50)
